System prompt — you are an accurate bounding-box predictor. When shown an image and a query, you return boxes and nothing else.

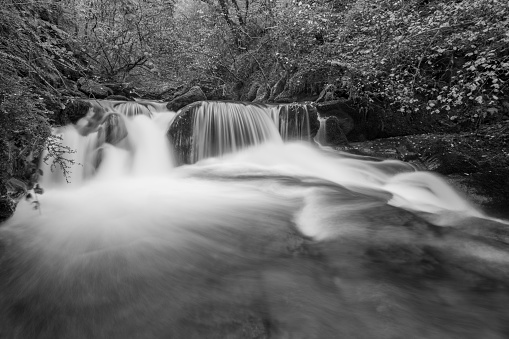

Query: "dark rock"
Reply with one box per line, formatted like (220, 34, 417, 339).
(134, 90, 162, 100)
(54, 60, 81, 81)
(325, 117, 349, 146)
(336, 113, 354, 136)
(166, 86, 207, 112)
(204, 85, 231, 101)
(101, 83, 136, 98)
(77, 78, 113, 98)
(172, 85, 191, 98)
(319, 108, 354, 136)
(253, 84, 270, 103)
(316, 100, 358, 137)
(315, 99, 351, 113)
(246, 82, 261, 102)
(160, 85, 186, 101)
(105, 95, 131, 101)
(278, 66, 346, 102)
(269, 75, 287, 102)
(468, 168, 509, 218)
(191, 78, 232, 101)
(59, 99, 91, 125)
(316, 99, 383, 141)
(316, 84, 337, 103)
(421, 140, 479, 175)
(167, 102, 200, 165)
(0, 196, 15, 223)
(274, 96, 294, 104)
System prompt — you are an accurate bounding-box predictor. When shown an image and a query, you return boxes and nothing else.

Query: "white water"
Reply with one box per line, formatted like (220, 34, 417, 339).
(277, 104, 311, 141)
(1, 101, 509, 339)
(192, 101, 282, 162)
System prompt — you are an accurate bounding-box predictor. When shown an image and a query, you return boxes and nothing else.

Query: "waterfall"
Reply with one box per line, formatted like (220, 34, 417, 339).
(1, 99, 509, 339)
(277, 104, 312, 141)
(41, 99, 176, 186)
(168, 101, 319, 164)
(315, 117, 327, 145)
(191, 101, 283, 163)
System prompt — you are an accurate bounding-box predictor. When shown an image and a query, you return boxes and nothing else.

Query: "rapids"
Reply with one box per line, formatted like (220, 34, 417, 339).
(1, 100, 509, 339)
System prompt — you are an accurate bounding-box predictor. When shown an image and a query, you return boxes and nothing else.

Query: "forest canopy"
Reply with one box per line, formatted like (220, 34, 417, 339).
(60, 0, 509, 122)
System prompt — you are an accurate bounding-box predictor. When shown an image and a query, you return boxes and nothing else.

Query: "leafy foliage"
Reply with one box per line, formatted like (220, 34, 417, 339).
(161, 0, 508, 130)
(0, 0, 82, 214)
(329, 0, 509, 125)
(64, 0, 175, 81)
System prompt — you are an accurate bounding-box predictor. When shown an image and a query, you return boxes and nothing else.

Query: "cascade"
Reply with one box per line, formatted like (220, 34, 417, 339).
(1, 99, 509, 339)
(40, 99, 176, 186)
(168, 101, 319, 164)
(276, 103, 312, 141)
(191, 101, 283, 163)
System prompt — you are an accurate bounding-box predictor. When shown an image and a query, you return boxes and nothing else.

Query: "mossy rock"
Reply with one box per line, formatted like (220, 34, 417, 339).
(253, 84, 270, 103)
(325, 116, 349, 146)
(59, 99, 91, 125)
(166, 86, 207, 111)
(278, 66, 346, 102)
(167, 102, 200, 165)
(246, 82, 261, 102)
(0, 196, 15, 223)
(77, 78, 113, 98)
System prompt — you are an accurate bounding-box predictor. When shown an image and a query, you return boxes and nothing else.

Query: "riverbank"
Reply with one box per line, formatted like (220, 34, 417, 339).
(335, 120, 509, 218)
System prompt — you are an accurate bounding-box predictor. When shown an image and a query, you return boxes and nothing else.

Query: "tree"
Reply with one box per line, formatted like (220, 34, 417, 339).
(64, 0, 176, 81)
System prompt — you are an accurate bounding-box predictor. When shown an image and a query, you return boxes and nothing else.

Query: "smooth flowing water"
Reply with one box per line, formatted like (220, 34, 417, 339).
(1, 100, 508, 339)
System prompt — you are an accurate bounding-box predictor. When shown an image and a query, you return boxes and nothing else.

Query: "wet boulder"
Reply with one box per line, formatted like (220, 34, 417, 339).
(325, 117, 349, 146)
(316, 99, 382, 141)
(166, 86, 207, 111)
